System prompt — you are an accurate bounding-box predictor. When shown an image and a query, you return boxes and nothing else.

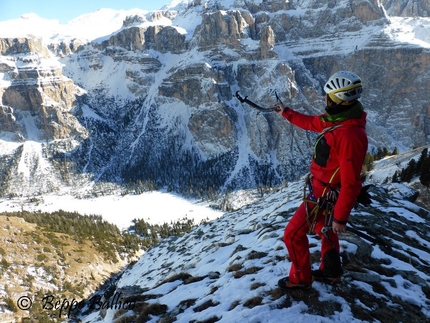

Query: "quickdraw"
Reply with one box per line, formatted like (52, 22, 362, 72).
(304, 167, 340, 239)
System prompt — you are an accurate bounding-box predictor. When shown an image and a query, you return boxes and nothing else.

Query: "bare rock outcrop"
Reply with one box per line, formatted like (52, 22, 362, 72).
(0, 0, 429, 196)
(382, 0, 430, 17)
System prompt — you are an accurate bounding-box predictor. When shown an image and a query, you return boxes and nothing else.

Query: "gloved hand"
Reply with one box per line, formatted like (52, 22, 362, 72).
(274, 103, 289, 114)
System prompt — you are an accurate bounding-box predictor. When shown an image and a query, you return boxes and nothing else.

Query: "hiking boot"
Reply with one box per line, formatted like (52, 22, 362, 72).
(278, 277, 312, 291)
(312, 269, 342, 284)
(314, 249, 343, 283)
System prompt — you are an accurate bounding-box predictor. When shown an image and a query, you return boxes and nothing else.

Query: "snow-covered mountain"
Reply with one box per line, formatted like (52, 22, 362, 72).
(72, 152, 430, 323)
(0, 2, 430, 321)
(0, 0, 429, 198)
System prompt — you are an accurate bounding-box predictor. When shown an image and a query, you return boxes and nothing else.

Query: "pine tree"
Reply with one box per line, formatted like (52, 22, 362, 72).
(383, 147, 389, 157)
(419, 152, 430, 187)
(417, 148, 428, 173)
(400, 159, 417, 182)
(376, 147, 384, 160)
(363, 152, 374, 172)
(392, 170, 401, 183)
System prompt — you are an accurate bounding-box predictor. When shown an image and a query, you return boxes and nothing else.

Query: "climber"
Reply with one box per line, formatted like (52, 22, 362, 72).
(274, 71, 368, 290)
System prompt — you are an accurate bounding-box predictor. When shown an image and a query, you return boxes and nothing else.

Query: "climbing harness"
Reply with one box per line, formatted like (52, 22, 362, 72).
(304, 124, 343, 238)
(304, 167, 340, 239)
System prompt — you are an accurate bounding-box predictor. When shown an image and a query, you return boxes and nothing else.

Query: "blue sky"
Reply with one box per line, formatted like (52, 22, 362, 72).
(0, 0, 172, 23)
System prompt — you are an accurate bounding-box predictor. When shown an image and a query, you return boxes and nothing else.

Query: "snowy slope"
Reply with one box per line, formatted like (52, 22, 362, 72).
(75, 173, 430, 323)
(368, 145, 430, 184)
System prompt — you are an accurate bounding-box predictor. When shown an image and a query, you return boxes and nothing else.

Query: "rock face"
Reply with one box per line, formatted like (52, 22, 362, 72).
(0, 36, 85, 140)
(382, 0, 430, 17)
(0, 0, 429, 196)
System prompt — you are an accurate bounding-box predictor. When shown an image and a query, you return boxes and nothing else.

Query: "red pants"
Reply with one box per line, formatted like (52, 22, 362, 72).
(283, 181, 340, 284)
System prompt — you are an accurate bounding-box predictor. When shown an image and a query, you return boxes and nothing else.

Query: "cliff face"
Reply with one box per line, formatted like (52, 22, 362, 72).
(382, 0, 430, 16)
(0, 0, 429, 196)
(0, 36, 85, 140)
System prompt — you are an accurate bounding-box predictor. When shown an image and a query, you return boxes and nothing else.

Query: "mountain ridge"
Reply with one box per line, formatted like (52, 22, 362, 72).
(0, 0, 430, 197)
(0, 1, 429, 322)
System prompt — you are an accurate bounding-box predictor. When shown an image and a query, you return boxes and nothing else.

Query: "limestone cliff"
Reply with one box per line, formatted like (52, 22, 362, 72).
(0, 0, 429, 197)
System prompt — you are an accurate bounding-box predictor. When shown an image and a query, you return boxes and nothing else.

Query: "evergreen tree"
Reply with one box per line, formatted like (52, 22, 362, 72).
(363, 152, 374, 172)
(419, 151, 430, 187)
(376, 147, 384, 160)
(392, 170, 401, 183)
(383, 147, 389, 157)
(417, 148, 428, 173)
(400, 159, 417, 182)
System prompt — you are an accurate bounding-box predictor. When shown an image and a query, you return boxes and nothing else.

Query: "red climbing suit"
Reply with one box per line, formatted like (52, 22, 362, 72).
(281, 106, 368, 284)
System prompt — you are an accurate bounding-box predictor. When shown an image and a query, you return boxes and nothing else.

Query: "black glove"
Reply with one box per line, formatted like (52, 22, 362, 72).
(355, 184, 372, 208)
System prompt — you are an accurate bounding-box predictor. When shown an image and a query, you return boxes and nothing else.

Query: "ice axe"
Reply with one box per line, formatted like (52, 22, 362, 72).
(346, 226, 393, 254)
(235, 91, 282, 112)
(322, 225, 393, 255)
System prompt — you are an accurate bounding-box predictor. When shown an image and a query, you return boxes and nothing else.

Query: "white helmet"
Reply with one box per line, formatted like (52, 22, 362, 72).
(324, 71, 362, 103)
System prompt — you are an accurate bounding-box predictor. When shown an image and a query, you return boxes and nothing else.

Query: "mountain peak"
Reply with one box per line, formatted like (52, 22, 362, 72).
(0, 0, 429, 197)
(0, 8, 150, 42)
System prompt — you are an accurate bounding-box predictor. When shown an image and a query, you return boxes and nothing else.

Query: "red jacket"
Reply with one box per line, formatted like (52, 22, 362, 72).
(281, 106, 368, 223)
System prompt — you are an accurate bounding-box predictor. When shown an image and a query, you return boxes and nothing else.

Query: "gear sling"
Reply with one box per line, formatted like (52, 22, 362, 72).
(304, 124, 343, 241)
(304, 167, 340, 246)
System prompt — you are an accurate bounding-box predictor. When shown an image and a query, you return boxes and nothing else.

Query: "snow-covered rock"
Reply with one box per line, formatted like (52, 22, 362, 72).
(0, 0, 429, 197)
(73, 176, 430, 323)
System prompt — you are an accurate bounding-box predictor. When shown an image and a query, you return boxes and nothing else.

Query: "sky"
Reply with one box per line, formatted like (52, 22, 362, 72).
(0, 0, 172, 23)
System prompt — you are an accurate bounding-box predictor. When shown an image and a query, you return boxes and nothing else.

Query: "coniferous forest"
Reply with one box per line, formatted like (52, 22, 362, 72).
(392, 148, 430, 186)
